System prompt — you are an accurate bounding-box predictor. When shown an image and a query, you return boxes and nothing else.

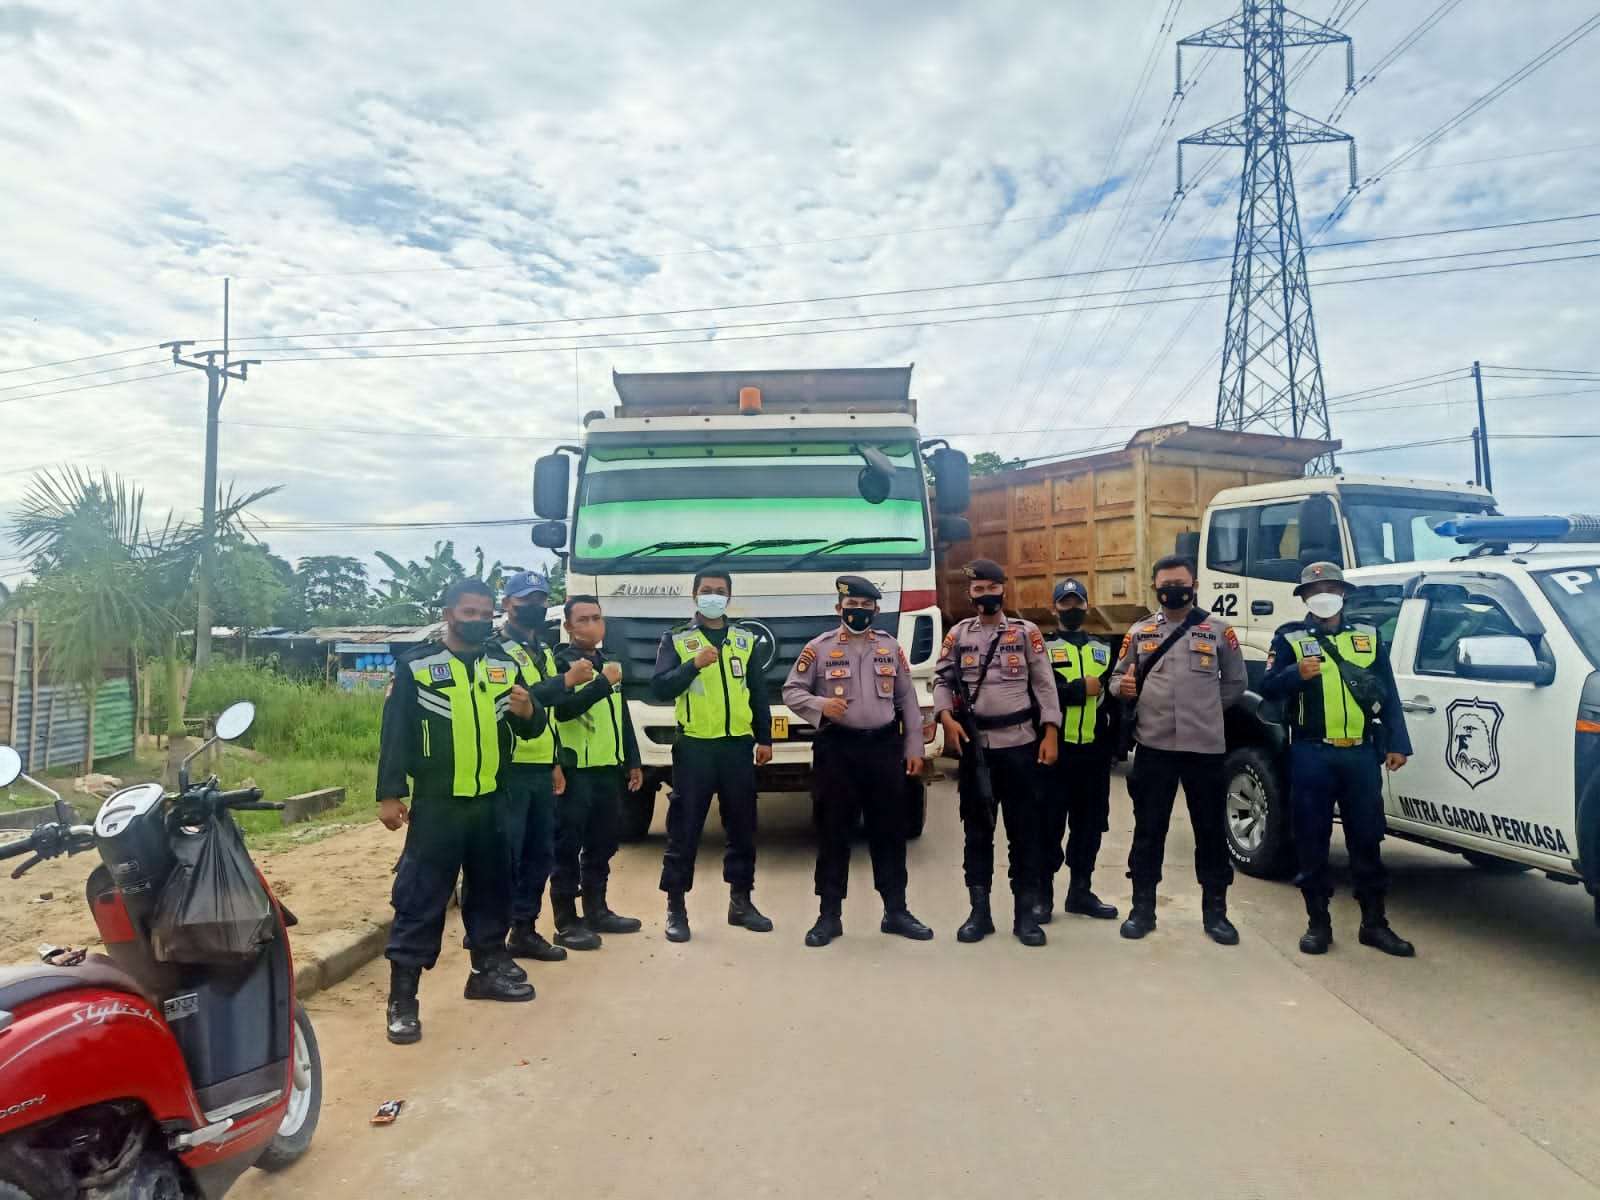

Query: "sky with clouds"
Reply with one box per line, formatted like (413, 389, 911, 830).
(2, 0, 1597, 589)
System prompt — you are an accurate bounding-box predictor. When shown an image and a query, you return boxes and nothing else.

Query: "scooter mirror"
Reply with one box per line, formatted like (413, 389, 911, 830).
(214, 702, 256, 743)
(0, 746, 20, 789)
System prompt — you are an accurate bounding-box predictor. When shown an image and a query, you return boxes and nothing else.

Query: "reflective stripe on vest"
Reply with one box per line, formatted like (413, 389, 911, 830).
(672, 628, 754, 739)
(556, 660, 626, 767)
(408, 649, 515, 796)
(1289, 625, 1380, 741)
(1048, 638, 1110, 745)
(503, 639, 559, 764)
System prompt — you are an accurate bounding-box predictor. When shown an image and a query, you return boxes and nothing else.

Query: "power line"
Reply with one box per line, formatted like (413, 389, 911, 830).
(0, 357, 172, 395)
(0, 344, 160, 378)
(1328, 1, 1463, 123)
(0, 369, 176, 406)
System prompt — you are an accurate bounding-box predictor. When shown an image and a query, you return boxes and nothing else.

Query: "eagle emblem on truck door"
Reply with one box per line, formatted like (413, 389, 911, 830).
(1445, 697, 1504, 789)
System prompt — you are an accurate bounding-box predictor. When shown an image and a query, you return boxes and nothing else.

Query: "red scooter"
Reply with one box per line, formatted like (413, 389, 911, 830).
(0, 701, 322, 1199)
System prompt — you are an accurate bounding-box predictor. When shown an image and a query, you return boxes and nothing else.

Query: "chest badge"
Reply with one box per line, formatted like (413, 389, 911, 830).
(429, 664, 452, 683)
(829, 649, 846, 659)
(1351, 635, 1373, 653)
(486, 666, 508, 684)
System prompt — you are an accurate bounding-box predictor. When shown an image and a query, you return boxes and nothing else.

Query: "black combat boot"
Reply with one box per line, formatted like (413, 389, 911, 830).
(1120, 885, 1157, 940)
(1063, 873, 1119, 919)
(1031, 881, 1054, 926)
(805, 897, 844, 948)
(1357, 893, 1415, 957)
(728, 886, 773, 932)
(1299, 892, 1333, 955)
(483, 948, 528, 984)
(880, 891, 934, 941)
(584, 888, 643, 934)
(956, 886, 995, 943)
(507, 919, 568, 962)
(385, 962, 422, 1046)
(552, 894, 602, 951)
(464, 950, 535, 1002)
(665, 892, 691, 944)
(1201, 888, 1240, 946)
(1013, 892, 1047, 948)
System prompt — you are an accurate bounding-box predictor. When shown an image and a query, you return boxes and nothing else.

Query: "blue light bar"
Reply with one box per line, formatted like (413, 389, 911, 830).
(1434, 515, 1600, 543)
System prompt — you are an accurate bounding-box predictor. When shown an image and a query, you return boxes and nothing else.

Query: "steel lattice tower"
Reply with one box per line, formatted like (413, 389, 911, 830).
(1177, 1, 1356, 468)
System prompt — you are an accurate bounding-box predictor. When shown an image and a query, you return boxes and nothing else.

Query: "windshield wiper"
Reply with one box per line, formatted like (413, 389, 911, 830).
(599, 540, 730, 568)
(786, 537, 920, 569)
(690, 538, 826, 572)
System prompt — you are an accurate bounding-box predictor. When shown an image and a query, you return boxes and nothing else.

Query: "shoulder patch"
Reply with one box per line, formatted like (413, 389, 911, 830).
(1224, 626, 1240, 650)
(429, 663, 453, 683)
(1119, 632, 1133, 657)
(1030, 632, 1046, 655)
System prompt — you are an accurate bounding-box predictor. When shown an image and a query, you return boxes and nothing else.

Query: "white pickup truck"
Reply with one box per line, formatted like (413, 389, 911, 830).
(1218, 516, 1600, 924)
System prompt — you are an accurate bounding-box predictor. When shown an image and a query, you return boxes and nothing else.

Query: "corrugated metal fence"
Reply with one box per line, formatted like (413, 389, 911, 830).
(2, 616, 136, 770)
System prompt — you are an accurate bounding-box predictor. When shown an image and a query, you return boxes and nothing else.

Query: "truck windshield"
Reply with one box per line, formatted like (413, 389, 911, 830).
(571, 440, 931, 572)
(1343, 492, 1496, 566)
(1535, 567, 1600, 667)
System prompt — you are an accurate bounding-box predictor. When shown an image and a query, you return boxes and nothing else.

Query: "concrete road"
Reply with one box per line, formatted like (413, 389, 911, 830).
(237, 776, 1600, 1199)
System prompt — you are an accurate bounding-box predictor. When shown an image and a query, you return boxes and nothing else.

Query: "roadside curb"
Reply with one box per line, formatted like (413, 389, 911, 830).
(292, 913, 393, 1000)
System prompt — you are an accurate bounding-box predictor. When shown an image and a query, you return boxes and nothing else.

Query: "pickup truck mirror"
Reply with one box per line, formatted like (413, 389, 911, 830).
(1456, 635, 1555, 685)
(533, 453, 571, 521)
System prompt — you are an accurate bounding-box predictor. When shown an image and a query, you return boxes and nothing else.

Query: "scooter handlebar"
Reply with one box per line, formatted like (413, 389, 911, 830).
(215, 787, 266, 808)
(0, 833, 38, 861)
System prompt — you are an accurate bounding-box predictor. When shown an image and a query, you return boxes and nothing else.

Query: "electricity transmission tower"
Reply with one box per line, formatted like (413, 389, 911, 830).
(1177, 1, 1356, 468)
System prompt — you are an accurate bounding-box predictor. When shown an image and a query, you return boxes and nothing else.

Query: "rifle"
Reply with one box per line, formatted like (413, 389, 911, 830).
(937, 633, 1004, 805)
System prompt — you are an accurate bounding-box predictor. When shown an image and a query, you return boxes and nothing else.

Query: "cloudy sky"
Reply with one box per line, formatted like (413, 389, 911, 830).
(2, 0, 1597, 588)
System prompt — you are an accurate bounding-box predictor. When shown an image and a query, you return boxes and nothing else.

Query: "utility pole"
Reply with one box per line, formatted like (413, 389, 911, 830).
(1178, 0, 1358, 473)
(1472, 360, 1494, 494)
(161, 280, 260, 669)
(1471, 426, 1483, 487)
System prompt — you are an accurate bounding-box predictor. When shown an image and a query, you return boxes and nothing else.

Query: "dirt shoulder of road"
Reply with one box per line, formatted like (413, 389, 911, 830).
(0, 818, 402, 968)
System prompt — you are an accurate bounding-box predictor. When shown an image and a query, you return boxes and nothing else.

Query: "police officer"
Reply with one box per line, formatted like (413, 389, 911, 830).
(551, 595, 644, 948)
(933, 559, 1061, 948)
(1110, 555, 1246, 945)
(652, 570, 774, 943)
(782, 575, 931, 948)
(1036, 578, 1119, 924)
(1260, 562, 1416, 957)
(497, 570, 595, 963)
(377, 578, 545, 1045)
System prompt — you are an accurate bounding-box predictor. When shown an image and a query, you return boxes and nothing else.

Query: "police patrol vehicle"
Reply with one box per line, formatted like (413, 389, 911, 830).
(1220, 515, 1600, 925)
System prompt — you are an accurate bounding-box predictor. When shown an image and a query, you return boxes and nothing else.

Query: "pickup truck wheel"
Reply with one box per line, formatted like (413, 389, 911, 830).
(618, 778, 660, 842)
(1461, 850, 1532, 874)
(903, 777, 927, 841)
(1223, 746, 1294, 879)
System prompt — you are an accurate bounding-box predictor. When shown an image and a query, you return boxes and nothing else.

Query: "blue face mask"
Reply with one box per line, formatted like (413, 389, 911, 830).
(696, 594, 730, 619)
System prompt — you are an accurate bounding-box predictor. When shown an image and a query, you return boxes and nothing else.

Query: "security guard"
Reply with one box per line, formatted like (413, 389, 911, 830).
(651, 570, 774, 943)
(1036, 578, 1119, 924)
(497, 570, 594, 963)
(782, 575, 931, 948)
(1110, 555, 1247, 945)
(378, 578, 545, 1045)
(933, 559, 1061, 948)
(551, 595, 644, 948)
(1260, 562, 1415, 957)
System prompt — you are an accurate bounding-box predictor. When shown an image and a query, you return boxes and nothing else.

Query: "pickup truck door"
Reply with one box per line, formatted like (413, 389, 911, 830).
(1383, 583, 1580, 871)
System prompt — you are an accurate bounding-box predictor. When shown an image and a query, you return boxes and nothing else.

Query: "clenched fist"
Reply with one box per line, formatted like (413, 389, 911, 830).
(508, 685, 534, 718)
(694, 645, 720, 669)
(1119, 671, 1138, 699)
(1084, 675, 1102, 698)
(1299, 656, 1323, 680)
(564, 658, 596, 687)
(602, 662, 623, 686)
(822, 696, 849, 720)
(379, 798, 409, 831)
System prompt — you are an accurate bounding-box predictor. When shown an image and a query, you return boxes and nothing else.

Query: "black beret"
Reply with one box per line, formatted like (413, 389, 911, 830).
(962, 558, 1007, 584)
(835, 574, 882, 600)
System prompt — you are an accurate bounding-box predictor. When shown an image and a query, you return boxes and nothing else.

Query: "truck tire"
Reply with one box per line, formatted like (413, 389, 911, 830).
(904, 777, 927, 841)
(1222, 746, 1295, 879)
(618, 778, 660, 842)
(1461, 850, 1532, 874)
(255, 1003, 322, 1172)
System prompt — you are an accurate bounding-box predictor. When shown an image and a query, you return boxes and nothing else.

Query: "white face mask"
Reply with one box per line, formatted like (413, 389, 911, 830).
(1306, 592, 1345, 620)
(696, 594, 730, 619)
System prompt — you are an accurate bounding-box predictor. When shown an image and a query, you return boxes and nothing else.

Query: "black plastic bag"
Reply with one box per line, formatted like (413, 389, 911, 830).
(150, 810, 276, 963)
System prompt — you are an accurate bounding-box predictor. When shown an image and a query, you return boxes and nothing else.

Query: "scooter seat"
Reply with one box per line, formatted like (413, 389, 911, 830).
(0, 956, 150, 1015)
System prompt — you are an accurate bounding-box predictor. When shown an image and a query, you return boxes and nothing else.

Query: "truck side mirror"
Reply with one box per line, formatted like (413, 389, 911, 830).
(531, 521, 567, 551)
(533, 454, 571, 521)
(928, 447, 970, 514)
(936, 514, 971, 545)
(857, 446, 894, 505)
(1174, 531, 1200, 562)
(1298, 494, 1341, 566)
(1456, 636, 1555, 686)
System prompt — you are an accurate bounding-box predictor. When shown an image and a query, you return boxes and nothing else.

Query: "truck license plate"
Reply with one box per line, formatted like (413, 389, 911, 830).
(771, 716, 789, 740)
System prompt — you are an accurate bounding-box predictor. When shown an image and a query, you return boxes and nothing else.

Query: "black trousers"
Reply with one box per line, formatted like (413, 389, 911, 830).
(1038, 740, 1113, 883)
(551, 765, 621, 900)
(1126, 746, 1234, 892)
(958, 741, 1041, 896)
(813, 726, 908, 902)
(660, 736, 758, 894)
(386, 793, 509, 970)
(1290, 740, 1388, 900)
(500, 763, 557, 924)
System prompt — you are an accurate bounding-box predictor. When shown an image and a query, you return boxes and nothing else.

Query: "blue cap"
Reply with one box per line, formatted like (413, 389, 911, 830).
(1053, 578, 1088, 603)
(504, 569, 551, 599)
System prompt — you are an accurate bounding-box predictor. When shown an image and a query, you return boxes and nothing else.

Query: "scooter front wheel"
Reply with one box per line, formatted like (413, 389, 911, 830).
(254, 1002, 322, 1172)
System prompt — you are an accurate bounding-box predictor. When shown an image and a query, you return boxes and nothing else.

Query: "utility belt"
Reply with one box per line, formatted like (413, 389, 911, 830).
(973, 708, 1034, 732)
(1290, 727, 1370, 750)
(818, 720, 899, 741)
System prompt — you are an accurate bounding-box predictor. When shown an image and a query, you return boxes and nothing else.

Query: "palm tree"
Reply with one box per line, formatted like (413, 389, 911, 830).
(374, 540, 467, 621)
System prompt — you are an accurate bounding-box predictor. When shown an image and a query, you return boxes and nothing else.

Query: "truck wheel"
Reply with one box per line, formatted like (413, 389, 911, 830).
(255, 1002, 322, 1171)
(1222, 746, 1294, 879)
(618, 778, 660, 842)
(1461, 851, 1532, 874)
(903, 777, 927, 841)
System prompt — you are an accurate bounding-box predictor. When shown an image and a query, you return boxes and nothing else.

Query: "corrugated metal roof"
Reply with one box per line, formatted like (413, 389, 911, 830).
(308, 625, 440, 645)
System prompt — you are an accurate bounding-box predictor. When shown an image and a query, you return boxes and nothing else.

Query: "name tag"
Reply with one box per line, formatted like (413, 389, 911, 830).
(729, 658, 744, 678)
(487, 667, 508, 684)
(1351, 635, 1373, 653)
(1299, 640, 1322, 657)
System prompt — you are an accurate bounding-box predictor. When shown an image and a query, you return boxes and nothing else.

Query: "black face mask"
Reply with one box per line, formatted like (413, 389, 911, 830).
(841, 608, 875, 633)
(1156, 585, 1196, 611)
(973, 594, 1005, 615)
(1057, 608, 1087, 631)
(508, 603, 545, 632)
(452, 619, 495, 646)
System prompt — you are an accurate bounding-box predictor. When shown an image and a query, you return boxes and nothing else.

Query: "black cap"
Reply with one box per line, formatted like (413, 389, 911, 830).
(962, 558, 1006, 584)
(835, 574, 882, 601)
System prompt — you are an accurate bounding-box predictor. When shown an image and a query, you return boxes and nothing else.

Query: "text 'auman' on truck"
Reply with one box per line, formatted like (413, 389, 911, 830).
(529, 366, 972, 841)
